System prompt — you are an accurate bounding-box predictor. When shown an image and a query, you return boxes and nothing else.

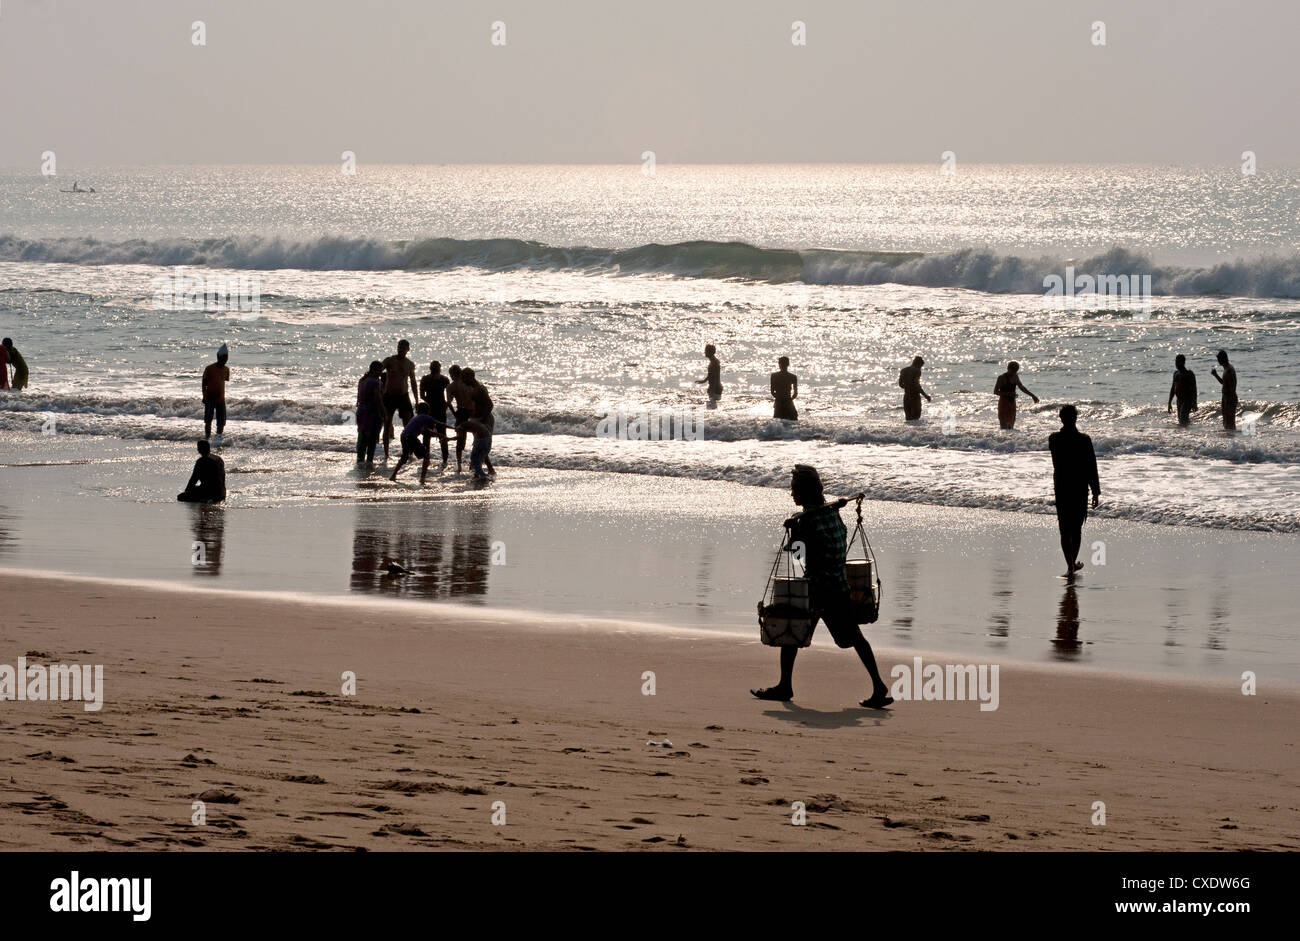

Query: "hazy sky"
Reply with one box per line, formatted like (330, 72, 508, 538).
(2, 0, 1297, 166)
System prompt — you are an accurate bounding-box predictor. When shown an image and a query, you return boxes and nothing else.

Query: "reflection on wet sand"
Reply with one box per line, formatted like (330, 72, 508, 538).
(0, 503, 13, 558)
(350, 501, 492, 600)
(1051, 583, 1081, 659)
(1206, 573, 1231, 652)
(189, 504, 225, 577)
(890, 556, 917, 637)
(989, 561, 1013, 638)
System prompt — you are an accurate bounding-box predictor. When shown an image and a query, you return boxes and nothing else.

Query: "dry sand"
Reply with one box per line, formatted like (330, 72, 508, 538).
(2, 571, 1296, 851)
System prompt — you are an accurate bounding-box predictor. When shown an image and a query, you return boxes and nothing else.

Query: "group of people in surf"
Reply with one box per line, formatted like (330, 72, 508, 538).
(702, 343, 1245, 432)
(354, 339, 496, 484)
(176, 338, 497, 503)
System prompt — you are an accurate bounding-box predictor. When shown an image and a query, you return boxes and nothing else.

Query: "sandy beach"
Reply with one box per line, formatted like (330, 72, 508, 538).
(2, 570, 1296, 852)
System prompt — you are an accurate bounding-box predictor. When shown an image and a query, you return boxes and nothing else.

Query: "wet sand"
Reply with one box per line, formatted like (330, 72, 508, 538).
(2, 572, 1296, 851)
(1, 432, 1297, 679)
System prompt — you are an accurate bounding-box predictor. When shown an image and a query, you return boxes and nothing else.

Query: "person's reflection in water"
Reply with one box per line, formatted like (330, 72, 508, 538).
(1051, 582, 1081, 658)
(0, 503, 14, 558)
(891, 556, 917, 637)
(350, 501, 491, 600)
(989, 561, 1013, 638)
(1205, 574, 1230, 652)
(448, 500, 491, 599)
(189, 504, 225, 577)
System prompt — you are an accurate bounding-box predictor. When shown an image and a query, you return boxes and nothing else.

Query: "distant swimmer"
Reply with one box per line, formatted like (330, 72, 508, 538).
(993, 361, 1038, 430)
(420, 360, 451, 469)
(1210, 350, 1238, 431)
(898, 356, 931, 420)
(389, 402, 441, 484)
(1048, 405, 1100, 579)
(177, 439, 226, 503)
(446, 364, 471, 473)
(355, 360, 386, 464)
(696, 344, 722, 408)
(770, 356, 799, 420)
(381, 339, 418, 459)
(1167, 354, 1198, 426)
(201, 343, 230, 443)
(2, 340, 27, 391)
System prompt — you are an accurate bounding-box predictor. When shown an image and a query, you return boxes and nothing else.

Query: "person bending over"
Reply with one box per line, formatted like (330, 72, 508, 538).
(389, 402, 440, 484)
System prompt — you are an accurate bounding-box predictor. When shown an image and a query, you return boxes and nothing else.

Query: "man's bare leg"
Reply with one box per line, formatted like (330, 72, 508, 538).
(751, 647, 797, 701)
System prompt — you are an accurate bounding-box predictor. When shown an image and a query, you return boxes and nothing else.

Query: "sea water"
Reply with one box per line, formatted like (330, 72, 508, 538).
(2, 164, 1299, 532)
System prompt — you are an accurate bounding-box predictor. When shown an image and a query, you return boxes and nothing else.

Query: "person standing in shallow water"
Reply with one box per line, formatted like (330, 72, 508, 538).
(1048, 405, 1100, 579)
(898, 355, 931, 421)
(1167, 354, 1198, 426)
(696, 344, 722, 407)
(993, 361, 1038, 430)
(201, 344, 230, 442)
(1210, 350, 1238, 431)
(420, 360, 451, 469)
(446, 364, 472, 473)
(355, 360, 386, 464)
(751, 465, 893, 709)
(1, 339, 27, 391)
(770, 356, 798, 420)
(381, 339, 418, 459)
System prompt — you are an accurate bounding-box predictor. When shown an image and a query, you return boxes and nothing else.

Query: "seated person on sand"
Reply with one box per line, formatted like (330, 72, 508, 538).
(177, 439, 226, 503)
(751, 464, 893, 709)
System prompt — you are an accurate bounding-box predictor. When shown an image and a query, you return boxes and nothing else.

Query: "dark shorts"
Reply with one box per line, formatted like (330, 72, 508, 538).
(903, 392, 922, 420)
(998, 396, 1016, 428)
(400, 434, 429, 460)
(811, 587, 863, 649)
(1055, 495, 1087, 534)
(774, 398, 798, 420)
(454, 408, 470, 435)
(1176, 401, 1193, 424)
(203, 401, 227, 428)
(384, 392, 414, 424)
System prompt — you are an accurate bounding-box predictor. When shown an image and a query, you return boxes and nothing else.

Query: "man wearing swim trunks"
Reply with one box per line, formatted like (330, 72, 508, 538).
(446, 364, 472, 474)
(993, 360, 1038, 430)
(898, 355, 931, 421)
(1210, 349, 1239, 431)
(381, 339, 418, 459)
(420, 360, 452, 468)
(770, 356, 798, 420)
(201, 344, 230, 441)
(389, 402, 439, 484)
(750, 464, 893, 709)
